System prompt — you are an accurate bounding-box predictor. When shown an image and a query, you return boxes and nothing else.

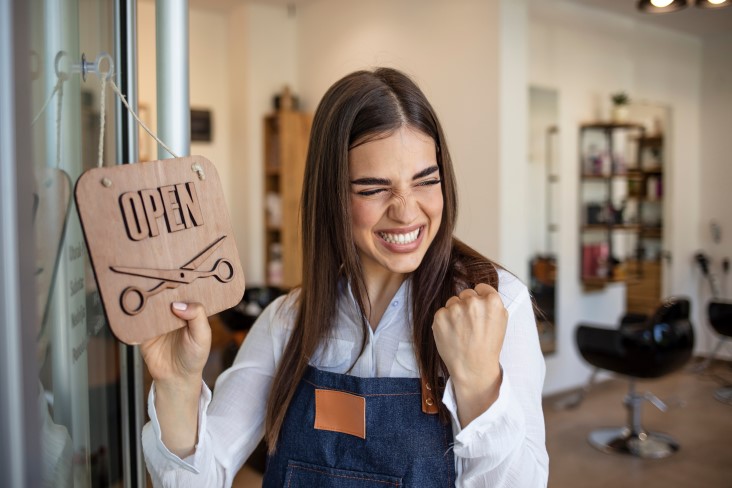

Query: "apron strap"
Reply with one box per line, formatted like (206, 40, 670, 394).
(421, 377, 438, 414)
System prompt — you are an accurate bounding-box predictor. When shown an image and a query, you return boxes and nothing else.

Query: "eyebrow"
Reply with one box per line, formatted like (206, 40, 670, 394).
(350, 165, 440, 185)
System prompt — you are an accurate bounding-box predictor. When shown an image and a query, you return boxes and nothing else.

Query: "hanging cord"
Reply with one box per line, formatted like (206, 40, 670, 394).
(94, 52, 180, 166)
(108, 79, 180, 159)
(33, 52, 180, 169)
(32, 52, 70, 168)
(32, 52, 69, 126)
(97, 74, 107, 167)
(55, 81, 64, 168)
(31, 77, 64, 126)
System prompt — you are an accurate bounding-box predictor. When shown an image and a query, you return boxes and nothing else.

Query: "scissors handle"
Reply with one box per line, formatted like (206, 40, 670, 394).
(120, 286, 147, 315)
(118, 261, 234, 315)
(120, 282, 176, 315)
(212, 259, 235, 283)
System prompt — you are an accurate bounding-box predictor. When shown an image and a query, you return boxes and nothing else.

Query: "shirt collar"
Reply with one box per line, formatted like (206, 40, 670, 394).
(340, 276, 413, 328)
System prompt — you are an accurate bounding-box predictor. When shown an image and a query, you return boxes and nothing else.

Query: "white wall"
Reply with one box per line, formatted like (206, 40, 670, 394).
(138, 3, 231, 176)
(137, 2, 156, 149)
(528, 0, 704, 394)
(295, 0, 503, 262)
(499, 0, 530, 281)
(189, 10, 232, 196)
(138, 2, 297, 284)
(137, 2, 233, 230)
(699, 32, 732, 359)
(226, 3, 298, 285)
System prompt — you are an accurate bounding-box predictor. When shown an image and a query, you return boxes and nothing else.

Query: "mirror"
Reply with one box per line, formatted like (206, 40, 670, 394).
(528, 86, 559, 355)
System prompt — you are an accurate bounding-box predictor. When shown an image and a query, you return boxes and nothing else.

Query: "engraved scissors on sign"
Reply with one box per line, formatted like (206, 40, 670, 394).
(110, 235, 234, 315)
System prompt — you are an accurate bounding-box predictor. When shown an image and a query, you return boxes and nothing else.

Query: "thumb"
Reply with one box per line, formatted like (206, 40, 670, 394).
(171, 301, 211, 345)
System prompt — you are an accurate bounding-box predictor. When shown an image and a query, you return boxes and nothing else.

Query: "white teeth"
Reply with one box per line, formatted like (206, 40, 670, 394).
(379, 228, 420, 245)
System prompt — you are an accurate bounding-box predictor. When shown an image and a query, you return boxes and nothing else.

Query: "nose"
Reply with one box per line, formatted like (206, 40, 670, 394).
(387, 189, 418, 224)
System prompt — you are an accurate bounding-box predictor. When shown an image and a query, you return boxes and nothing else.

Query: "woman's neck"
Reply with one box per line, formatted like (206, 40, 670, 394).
(361, 269, 407, 330)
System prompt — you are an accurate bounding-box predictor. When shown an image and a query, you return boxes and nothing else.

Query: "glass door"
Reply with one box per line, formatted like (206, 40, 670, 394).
(28, 0, 141, 486)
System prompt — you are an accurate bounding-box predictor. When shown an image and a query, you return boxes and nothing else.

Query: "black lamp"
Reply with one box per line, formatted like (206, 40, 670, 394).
(695, 0, 731, 8)
(638, 0, 688, 12)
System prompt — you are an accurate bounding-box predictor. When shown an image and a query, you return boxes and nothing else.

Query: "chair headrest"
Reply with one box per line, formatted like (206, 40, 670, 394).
(708, 300, 732, 334)
(651, 297, 690, 324)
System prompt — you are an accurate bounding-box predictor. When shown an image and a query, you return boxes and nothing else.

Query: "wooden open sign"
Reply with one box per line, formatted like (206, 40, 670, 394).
(75, 156, 245, 345)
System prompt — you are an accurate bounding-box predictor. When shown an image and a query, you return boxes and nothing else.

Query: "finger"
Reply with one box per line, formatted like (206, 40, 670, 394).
(170, 302, 210, 345)
(475, 282, 498, 297)
(458, 288, 479, 300)
(445, 296, 461, 307)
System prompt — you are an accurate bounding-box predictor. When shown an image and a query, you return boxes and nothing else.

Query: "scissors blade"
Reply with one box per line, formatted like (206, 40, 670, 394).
(110, 266, 195, 284)
(181, 235, 227, 271)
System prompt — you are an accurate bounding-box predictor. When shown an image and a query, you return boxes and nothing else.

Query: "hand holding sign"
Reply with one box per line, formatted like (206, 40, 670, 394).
(140, 301, 212, 458)
(140, 302, 212, 385)
(75, 156, 245, 345)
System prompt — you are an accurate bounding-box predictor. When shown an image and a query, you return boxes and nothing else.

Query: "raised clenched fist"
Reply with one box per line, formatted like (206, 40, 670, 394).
(432, 283, 508, 424)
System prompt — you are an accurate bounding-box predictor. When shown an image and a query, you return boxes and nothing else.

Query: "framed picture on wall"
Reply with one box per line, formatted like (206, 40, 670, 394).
(191, 108, 212, 142)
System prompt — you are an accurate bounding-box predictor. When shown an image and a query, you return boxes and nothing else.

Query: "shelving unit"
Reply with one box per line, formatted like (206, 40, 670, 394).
(263, 107, 312, 289)
(578, 122, 659, 290)
(625, 133, 665, 314)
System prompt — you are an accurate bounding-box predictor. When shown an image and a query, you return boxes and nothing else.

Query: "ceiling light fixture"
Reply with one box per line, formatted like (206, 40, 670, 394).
(637, 0, 688, 13)
(695, 0, 731, 9)
(638, 0, 730, 11)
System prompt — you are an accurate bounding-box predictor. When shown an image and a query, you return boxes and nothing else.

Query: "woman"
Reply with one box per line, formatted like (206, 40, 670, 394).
(142, 67, 548, 487)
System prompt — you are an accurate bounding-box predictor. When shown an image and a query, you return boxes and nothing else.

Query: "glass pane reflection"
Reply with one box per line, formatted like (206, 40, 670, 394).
(31, 0, 124, 486)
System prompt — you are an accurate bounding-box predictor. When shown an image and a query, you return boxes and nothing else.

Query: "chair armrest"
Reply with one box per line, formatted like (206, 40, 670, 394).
(576, 325, 624, 356)
(576, 325, 625, 371)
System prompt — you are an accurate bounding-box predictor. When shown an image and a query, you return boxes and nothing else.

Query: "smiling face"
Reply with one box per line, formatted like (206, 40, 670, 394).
(349, 126, 444, 282)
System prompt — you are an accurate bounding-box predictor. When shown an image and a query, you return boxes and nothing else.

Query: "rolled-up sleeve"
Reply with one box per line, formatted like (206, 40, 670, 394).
(442, 277, 549, 487)
(142, 380, 211, 473)
(141, 295, 294, 487)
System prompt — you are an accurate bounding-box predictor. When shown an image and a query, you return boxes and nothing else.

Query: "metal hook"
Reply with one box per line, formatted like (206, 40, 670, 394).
(54, 51, 71, 81)
(95, 52, 115, 81)
(72, 52, 115, 82)
(50, 51, 116, 83)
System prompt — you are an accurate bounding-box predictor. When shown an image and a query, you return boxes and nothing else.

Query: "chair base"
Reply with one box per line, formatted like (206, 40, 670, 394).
(588, 427, 679, 459)
(714, 386, 732, 405)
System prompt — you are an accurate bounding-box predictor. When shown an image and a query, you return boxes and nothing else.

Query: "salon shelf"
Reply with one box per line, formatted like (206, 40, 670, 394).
(640, 226, 663, 239)
(263, 106, 313, 288)
(578, 122, 666, 304)
(581, 224, 642, 232)
(581, 275, 640, 291)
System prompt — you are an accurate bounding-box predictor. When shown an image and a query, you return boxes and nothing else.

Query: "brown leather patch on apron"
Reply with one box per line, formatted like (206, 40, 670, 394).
(314, 389, 366, 439)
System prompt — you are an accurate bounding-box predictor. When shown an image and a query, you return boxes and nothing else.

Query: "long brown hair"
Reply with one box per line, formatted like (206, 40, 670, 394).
(265, 67, 498, 451)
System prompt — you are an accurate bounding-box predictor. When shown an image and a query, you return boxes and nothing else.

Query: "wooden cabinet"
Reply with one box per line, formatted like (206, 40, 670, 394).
(263, 109, 312, 289)
(626, 134, 665, 314)
(625, 259, 662, 315)
(578, 122, 665, 304)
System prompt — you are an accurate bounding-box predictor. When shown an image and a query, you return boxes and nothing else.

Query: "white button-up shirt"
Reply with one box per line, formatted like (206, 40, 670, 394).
(142, 269, 549, 487)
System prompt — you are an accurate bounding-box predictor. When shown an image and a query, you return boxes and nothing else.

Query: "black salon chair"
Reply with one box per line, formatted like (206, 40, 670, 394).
(708, 300, 732, 404)
(218, 286, 287, 333)
(576, 297, 694, 458)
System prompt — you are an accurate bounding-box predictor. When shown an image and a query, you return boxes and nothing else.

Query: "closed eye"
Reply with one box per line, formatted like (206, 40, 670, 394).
(416, 178, 441, 187)
(356, 188, 388, 197)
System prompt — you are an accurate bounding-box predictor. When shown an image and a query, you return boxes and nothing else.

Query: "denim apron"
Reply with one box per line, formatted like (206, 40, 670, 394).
(263, 366, 455, 487)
